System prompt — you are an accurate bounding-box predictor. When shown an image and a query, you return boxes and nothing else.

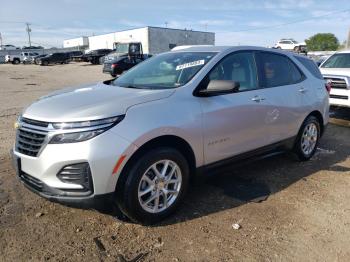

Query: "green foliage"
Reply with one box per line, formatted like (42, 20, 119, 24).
(305, 33, 339, 51)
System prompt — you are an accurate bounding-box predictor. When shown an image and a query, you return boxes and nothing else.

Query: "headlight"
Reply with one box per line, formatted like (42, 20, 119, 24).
(49, 115, 124, 144)
(50, 129, 105, 144)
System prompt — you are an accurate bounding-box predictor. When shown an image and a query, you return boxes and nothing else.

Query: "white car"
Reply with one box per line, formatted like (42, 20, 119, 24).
(5, 52, 39, 64)
(275, 39, 307, 53)
(320, 51, 350, 108)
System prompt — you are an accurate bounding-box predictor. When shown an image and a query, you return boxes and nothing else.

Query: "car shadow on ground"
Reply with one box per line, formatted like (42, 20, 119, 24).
(330, 106, 350, 121)
(92, 123, 349, 226)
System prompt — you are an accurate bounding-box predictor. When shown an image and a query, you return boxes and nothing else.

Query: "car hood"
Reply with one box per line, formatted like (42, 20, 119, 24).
(23, 81, 175, 122)
(320, 67, 350, 77)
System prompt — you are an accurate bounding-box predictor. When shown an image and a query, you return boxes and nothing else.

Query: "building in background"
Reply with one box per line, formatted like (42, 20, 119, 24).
(63, 36, 89, 49)
(63, 26, 215, 54)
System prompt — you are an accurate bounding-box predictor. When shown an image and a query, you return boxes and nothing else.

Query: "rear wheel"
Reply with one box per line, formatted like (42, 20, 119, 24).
(294, 116, 320, 161)
(12, 59, 20, 64)
(116, 148, 189, 224)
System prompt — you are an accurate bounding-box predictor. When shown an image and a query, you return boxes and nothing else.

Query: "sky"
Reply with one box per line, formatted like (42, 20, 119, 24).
(0, 0, 350, 48)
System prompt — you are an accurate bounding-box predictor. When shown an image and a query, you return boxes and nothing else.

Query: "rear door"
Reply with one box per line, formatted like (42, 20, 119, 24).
(255, 51, 306, 143)
(199, 51, 273, 164)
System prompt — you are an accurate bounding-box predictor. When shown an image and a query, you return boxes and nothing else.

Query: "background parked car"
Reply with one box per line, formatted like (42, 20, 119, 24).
(66, 51, 83, 61)
(274, 39, 307, 54)
(33, 54, 48, 64)
(5, 52, 39, 64)
(319, 51, 350, 109)
(103, 55, 151, 77)
(37, 53, 70, 66)
(82, 49, 113, 64)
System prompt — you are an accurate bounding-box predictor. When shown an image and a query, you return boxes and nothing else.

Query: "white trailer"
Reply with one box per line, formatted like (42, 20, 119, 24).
(63, 37, 89, 49)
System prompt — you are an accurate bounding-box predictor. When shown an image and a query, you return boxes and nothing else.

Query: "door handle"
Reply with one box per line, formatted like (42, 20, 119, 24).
(251, 96, 266, 102)
(298, 87, 307, 93)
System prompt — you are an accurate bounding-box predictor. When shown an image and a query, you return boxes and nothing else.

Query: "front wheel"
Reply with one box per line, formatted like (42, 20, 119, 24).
(294, 116, 320, 161)
(116, 148, 189, 224)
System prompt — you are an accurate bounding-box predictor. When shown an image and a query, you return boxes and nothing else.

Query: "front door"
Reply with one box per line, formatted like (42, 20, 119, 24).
(199, 51, 272, 165)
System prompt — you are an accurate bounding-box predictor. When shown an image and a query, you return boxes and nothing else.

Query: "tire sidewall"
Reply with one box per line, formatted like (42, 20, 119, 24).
(119, 148, 189, 224)
(295, 116, 320, 160)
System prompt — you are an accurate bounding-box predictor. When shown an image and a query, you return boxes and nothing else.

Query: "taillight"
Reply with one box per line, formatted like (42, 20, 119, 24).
(111, 63, 118, 68)
(325, 80, 332, 94)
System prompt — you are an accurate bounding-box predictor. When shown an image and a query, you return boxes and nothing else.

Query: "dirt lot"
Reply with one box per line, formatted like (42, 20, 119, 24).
(0, 63, 349, 262)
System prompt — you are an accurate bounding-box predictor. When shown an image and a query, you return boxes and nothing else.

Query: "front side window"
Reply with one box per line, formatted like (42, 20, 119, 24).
(207, 52, 258, 91)
(257, 52, 303, 88)
(321, 53, 350, 68)
(113, 52, 216, 89)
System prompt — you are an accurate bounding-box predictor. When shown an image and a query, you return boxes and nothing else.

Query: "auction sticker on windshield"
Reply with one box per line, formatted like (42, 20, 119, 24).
(176, 60, 205, 71)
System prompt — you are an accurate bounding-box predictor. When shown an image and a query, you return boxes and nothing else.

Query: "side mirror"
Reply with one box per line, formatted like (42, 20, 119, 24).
(198, 80, 240, 97)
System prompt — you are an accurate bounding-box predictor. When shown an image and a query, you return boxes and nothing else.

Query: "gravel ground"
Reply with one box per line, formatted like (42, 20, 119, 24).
(0, 63, 349, 262)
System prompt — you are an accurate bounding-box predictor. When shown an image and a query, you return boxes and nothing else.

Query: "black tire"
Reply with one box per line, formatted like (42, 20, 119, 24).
(115, 147, 189, 225)
(276, 46, 281, 49)
(12, 59, 20, 64)
(41, 61, 48, 66)
(293, 116, 320, 161)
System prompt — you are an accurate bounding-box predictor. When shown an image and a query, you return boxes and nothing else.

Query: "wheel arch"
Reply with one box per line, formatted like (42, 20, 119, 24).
(115, 135, 197, 192)
(307, 110, 325, 135)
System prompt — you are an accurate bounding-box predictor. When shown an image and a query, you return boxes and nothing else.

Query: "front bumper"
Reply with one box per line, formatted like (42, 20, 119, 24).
(12, 128, 137, 203)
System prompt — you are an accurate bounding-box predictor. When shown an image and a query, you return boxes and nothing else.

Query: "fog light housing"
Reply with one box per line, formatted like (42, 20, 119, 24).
(57, 163, 93, 192)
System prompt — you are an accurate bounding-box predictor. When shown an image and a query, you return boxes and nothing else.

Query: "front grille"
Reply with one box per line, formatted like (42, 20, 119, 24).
(330, 94, 349, 100)
(16, 129, 47, 157)
(324, 77, 348, 89)
(20, 171, 43, 192)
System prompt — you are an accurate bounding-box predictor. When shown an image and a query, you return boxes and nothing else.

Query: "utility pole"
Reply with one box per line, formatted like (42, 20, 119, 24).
(165, 22, 168, 28)
(26, 23, 32, 47)
(0, 32, 2, 47)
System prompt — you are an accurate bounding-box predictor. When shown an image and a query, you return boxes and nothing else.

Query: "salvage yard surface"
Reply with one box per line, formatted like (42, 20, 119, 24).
(0, 63, 349, 261)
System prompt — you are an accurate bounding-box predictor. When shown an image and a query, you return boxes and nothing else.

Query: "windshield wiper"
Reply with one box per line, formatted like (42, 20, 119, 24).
(120, 85, 144, 89)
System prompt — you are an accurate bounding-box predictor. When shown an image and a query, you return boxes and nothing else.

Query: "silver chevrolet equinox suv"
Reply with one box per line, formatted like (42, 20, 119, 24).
(12, 46, 329, 224)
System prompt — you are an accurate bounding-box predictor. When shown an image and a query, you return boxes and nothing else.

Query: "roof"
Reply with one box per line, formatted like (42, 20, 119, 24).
(335, 50, 350, 54)
(171, 45, 293, 53)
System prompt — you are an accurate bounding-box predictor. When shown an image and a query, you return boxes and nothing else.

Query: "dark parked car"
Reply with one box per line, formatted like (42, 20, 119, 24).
(66, 51, 84, 61)
(33, 54, 48, 64)
(37, 53, 70, 66)
(82, 49, 112, 64)
(103, 55, 151, 77)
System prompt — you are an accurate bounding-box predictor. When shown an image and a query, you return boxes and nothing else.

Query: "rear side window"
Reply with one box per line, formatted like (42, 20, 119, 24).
(295, 56, 323, 79)
(257, 52, 303, 88)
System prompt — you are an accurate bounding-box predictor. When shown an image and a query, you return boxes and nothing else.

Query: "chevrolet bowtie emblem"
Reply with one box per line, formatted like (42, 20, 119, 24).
(14, 121, 20, 129)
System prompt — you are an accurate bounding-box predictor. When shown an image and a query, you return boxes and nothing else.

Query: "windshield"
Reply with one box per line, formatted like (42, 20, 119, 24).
(115, 44, 129, 53)
(321, 53, 350, 68)
(113, 52, 216, 89)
